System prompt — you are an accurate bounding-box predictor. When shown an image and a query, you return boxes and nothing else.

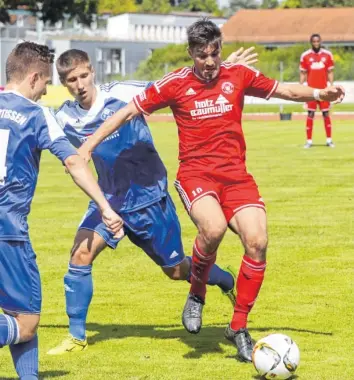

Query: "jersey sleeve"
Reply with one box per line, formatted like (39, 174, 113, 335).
(36, 106, 77, 162)
(242, 65, 278, 100)
(300, 54, 308, 72)
(108, 81, 151, 104)
(133, 76, 176, 115)
(55, 101, 71, 127)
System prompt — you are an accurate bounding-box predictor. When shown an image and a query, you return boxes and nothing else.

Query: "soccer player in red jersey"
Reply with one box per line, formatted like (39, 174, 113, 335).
(300, 34, 335, 148)
(78, 19, 345, 362)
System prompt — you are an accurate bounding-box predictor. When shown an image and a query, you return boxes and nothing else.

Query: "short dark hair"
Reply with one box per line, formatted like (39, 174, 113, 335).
(6, 41, 54, 82)
(310, 33, 321, 42)
(187, 18, 222, 50)
(56, 49, 91, 82)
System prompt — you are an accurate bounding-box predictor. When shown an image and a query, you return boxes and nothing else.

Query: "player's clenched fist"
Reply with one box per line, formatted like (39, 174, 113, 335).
(319, 85, 345, 104)
(101, 208, 124, 239)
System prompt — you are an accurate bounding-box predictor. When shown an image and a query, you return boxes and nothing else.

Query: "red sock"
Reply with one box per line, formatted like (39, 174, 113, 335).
(231, 255, 266, 331)
(306, 117, 314, 140)
(324, 116, 332, 138)
(190, 239, 216, 302)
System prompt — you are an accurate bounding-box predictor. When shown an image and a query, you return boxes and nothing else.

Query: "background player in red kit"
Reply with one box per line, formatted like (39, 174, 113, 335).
(77, 19, 345, 363)
(300, 34, 335, 148)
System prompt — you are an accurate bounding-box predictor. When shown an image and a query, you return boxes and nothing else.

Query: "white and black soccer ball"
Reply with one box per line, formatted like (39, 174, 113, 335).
(252, 334, 300, 379)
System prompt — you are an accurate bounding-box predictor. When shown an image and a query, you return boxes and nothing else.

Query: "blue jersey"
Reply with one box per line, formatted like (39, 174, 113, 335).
(0, 90, 77, 241)
(56, 81, 167, 213)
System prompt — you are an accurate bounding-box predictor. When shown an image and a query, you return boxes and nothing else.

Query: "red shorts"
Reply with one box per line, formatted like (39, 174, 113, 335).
(306, 100, 331, 112)
(174, 170, 265, 222)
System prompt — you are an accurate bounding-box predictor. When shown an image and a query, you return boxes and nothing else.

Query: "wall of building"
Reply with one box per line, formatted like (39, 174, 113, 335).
(0, 39, 19, 85)
(69, 39, 167, 84)
(107, 13, 226, 43)
(49, 39, 71, 86)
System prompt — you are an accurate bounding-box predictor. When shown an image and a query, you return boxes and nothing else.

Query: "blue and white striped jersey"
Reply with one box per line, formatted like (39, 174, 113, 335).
(56, 81, 168, 213)
(0, 90, 77, 241)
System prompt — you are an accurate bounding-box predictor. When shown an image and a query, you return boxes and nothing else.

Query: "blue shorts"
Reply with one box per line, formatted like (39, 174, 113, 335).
(79, 195, 185, 267)
(0, 241, 41, 314)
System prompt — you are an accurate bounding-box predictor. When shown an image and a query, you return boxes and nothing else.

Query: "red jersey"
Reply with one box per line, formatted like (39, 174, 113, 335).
(300, 48, 334, 89)
(134, 63, 277, 170)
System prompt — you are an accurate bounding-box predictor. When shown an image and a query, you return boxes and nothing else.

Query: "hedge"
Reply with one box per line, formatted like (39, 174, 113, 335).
(130, 43, 354, 82)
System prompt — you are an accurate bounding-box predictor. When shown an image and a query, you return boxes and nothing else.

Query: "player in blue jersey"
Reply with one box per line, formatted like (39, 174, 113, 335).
(47, 48, 258, 355)
(0, 42, 123, 379)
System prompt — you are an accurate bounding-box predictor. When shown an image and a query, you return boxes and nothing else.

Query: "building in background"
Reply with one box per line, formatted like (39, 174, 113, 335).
(222, 7, 354, 47)
(0, 11, 226, 86)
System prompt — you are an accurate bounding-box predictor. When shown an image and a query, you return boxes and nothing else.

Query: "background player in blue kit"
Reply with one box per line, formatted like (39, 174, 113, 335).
(47, 49, 248, 355)
(0, 42, 123, 380)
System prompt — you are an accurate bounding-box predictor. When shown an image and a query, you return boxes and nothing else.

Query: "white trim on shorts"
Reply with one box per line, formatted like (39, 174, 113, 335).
(77, 227, 120, 250)
(174, 180, 220, 213)
(161, 256, 185, 268)
(233, 204, 266, 215)
(307, 108, 330, 112)
(2, 308, 40, 315)
(174, 180, 191, 210)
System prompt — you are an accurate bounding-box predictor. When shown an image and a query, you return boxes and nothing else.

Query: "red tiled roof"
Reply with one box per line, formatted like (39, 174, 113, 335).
(222, 8, 354, 43)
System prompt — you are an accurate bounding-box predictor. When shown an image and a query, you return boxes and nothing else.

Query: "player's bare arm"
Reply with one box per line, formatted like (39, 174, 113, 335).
(328, 69, 334, 86)
(300, 70, 307, 85)
(273, 83, 345, 103)
(64, 154, 124, 237)
(78, 101, 140, 162)
(226, 47, 258, 66)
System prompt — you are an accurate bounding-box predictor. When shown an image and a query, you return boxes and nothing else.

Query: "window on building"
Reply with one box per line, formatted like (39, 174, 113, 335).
(16, 15, 24, 27)
(111, 49, 121, 74)
(97, 48, 123, 82)
(96, 48, 103, 62)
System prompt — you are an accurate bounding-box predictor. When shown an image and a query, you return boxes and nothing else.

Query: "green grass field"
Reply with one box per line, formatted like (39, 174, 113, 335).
(1, 119, 353, 379)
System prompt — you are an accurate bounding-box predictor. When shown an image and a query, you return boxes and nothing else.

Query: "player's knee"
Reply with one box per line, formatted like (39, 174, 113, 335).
(162, 259, 190, 280)
(163, 266, 184, 280)
(19, 324, 38, 342)
(70, 244, 94, 265)
(244, 234, 268, 261)
(308, 111, 315, 118)
(200, 224, 227, 250)
(322, 111, 329, 117)
(16, 315, 39, 343)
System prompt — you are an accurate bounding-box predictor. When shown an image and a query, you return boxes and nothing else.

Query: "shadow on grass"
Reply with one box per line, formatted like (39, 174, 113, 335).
(41, 323, 332, 360)
(303, 143, 333, 149)
(253, 376, 298, 380)
(1, 370, 69, 379)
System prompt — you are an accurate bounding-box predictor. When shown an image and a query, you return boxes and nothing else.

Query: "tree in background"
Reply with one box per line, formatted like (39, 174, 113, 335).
(282, 0, 354, 6)
(261, 0, 279, 8)
(0, 0, 98, 25)
(281, 0, 301, 7)
(229, 0, 259, 11)
(98, 0, 137, 14)
(177, 0, 219, 14)
(302, 0, 354, 6)
(223, 0, 259, 17)
(140, 0, 171, 13)
(132, 42, 354, 82)
(0, 0, 224, 19)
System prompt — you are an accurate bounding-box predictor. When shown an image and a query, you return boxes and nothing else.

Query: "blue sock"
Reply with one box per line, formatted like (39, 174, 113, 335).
(10, 335, 38, 380)
(0, 314, 19, 347)
(65, 263, 93, 341)
(185, 256, 234, 292)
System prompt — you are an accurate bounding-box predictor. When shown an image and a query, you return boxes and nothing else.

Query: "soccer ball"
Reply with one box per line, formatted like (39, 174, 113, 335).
(252, 334, 300, 379)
